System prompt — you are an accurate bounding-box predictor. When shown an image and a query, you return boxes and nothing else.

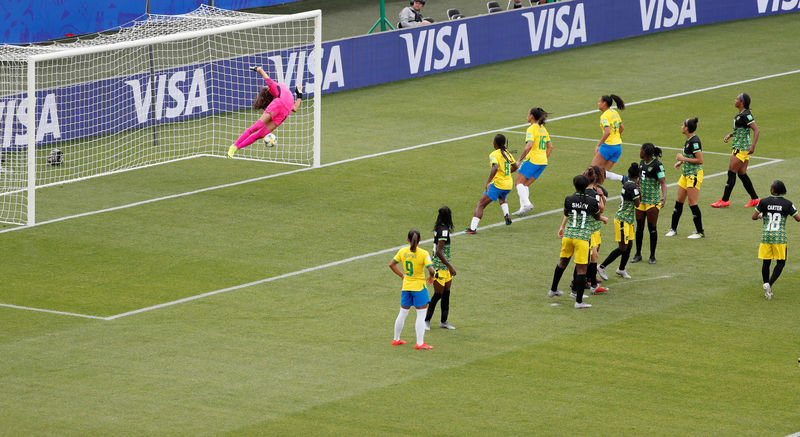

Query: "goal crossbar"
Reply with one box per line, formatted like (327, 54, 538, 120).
(27, 10, 322, 63)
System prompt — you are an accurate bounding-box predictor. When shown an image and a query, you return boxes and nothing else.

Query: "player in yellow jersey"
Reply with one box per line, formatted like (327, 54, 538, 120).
(466, 134, 519, 234)
(513, 107, 552, 216)
(389, 229, 437, 350)
(592, 94, 627, 183)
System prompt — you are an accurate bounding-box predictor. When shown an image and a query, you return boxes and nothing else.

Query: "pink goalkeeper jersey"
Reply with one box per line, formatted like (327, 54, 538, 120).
(263, 77, 295, 126)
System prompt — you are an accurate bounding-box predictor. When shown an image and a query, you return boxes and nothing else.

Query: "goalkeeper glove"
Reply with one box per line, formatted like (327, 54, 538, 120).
(249, 66, 260, 72)
(294, 86, 303, 99)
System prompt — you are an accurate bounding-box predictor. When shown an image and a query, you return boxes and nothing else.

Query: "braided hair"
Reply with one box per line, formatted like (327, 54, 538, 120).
(494, 133, 513, 163)
(434, 206, 454, 233)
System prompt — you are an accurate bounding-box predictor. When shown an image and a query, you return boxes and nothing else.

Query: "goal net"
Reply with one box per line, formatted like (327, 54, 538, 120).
(0, 5, 322, 226)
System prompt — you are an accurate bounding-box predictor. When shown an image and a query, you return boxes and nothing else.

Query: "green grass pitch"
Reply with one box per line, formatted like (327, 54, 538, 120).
(1, 13, 800, 435)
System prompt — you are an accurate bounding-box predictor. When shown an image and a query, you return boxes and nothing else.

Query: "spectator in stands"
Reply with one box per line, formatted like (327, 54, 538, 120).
(399, 0, 433, 28)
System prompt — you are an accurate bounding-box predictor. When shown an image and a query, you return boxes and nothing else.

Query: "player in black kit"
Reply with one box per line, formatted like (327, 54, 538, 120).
(752, 181, 800, 300)
(548, 175, 601, 309)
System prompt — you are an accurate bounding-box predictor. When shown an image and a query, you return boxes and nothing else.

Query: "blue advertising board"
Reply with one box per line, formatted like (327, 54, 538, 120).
(0, 0, 299, 44)
(1, 0, 797, 150)
(309, 0, 800, 93)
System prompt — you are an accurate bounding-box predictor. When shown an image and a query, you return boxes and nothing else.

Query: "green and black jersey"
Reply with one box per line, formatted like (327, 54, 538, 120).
(616, 181, 640, 224)
(732, 109, 755, 152)
(639, 158, 665, 205)
(755, 196, 799, 244)
(584, 186, 607, 233)
(432, 225, 451, 270)
(681, 135, 702, 177)
(563, 192, 600, 241)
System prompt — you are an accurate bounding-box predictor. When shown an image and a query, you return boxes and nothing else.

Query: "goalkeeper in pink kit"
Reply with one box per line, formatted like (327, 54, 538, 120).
(227, 66, 303, 159)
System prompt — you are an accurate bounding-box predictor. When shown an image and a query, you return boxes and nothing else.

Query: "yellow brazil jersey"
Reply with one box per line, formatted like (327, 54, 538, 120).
(489, 149, 516, 190)
(600, 109, 622, 145)
(393, 246, 433, 291)
(523, 124, 551, 165)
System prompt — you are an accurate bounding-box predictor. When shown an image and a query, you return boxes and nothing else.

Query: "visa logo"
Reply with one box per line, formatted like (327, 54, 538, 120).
(0, 94, 61, 147)
(399, 23, 472, 75)
(639, 0, 697, 31)
(125, 68, 209, 125)
(268, 45, 345, 93)
(521, 4, 587, 52)
(757, 0, 800, 13)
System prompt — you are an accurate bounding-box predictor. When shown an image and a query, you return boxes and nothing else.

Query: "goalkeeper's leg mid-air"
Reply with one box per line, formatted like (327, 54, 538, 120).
(228, 66, 303, 159)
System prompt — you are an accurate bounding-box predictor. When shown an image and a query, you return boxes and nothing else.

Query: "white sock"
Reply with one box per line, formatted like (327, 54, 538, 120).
(394, 308, 409, 340)
(501, 203, 510, 216)
(415, 308, 428, 345)
(516, 184, 530, 207)
(470, 217, 480, 230)
(606, 170, 623, 181)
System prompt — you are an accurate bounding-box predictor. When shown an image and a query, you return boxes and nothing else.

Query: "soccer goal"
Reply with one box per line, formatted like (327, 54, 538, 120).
(0, 5, 322, 226)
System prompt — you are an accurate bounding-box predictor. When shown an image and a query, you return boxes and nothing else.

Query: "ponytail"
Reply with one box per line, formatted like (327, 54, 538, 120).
(601, 94, 625, 110)
(685, 117, 699, 133)
(529, 107, 550, 125)
(641, 142, 662, 159)
(494, 133, 513, 163)
(408, 229, 421, 252)
(582, 166, 597, 185)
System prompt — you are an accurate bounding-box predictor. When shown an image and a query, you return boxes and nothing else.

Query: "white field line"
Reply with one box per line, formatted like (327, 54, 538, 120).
(0, 303, 107, 320)
(1, 68, 797, 236)
(0, 70, 794, 319)
(610, 274, 674, 285)
(548, 135, 781, 161)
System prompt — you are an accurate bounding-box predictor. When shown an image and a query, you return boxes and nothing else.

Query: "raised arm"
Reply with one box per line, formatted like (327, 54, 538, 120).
(252, 66, 279, 97)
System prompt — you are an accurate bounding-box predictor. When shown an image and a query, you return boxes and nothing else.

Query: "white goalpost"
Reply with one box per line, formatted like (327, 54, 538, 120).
(0, 5, 322, 226)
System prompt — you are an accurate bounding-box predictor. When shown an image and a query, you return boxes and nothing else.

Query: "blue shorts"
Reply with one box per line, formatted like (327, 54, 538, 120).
(519, 161, 547, 180)
(598, 143, 622, 163)
(401, 288, 430, 308)
(484, 184, 511, 202)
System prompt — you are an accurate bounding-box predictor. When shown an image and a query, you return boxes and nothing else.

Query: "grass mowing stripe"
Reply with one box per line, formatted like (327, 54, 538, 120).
(1, 155, 784, 320)
(1, 69, 796, 236)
